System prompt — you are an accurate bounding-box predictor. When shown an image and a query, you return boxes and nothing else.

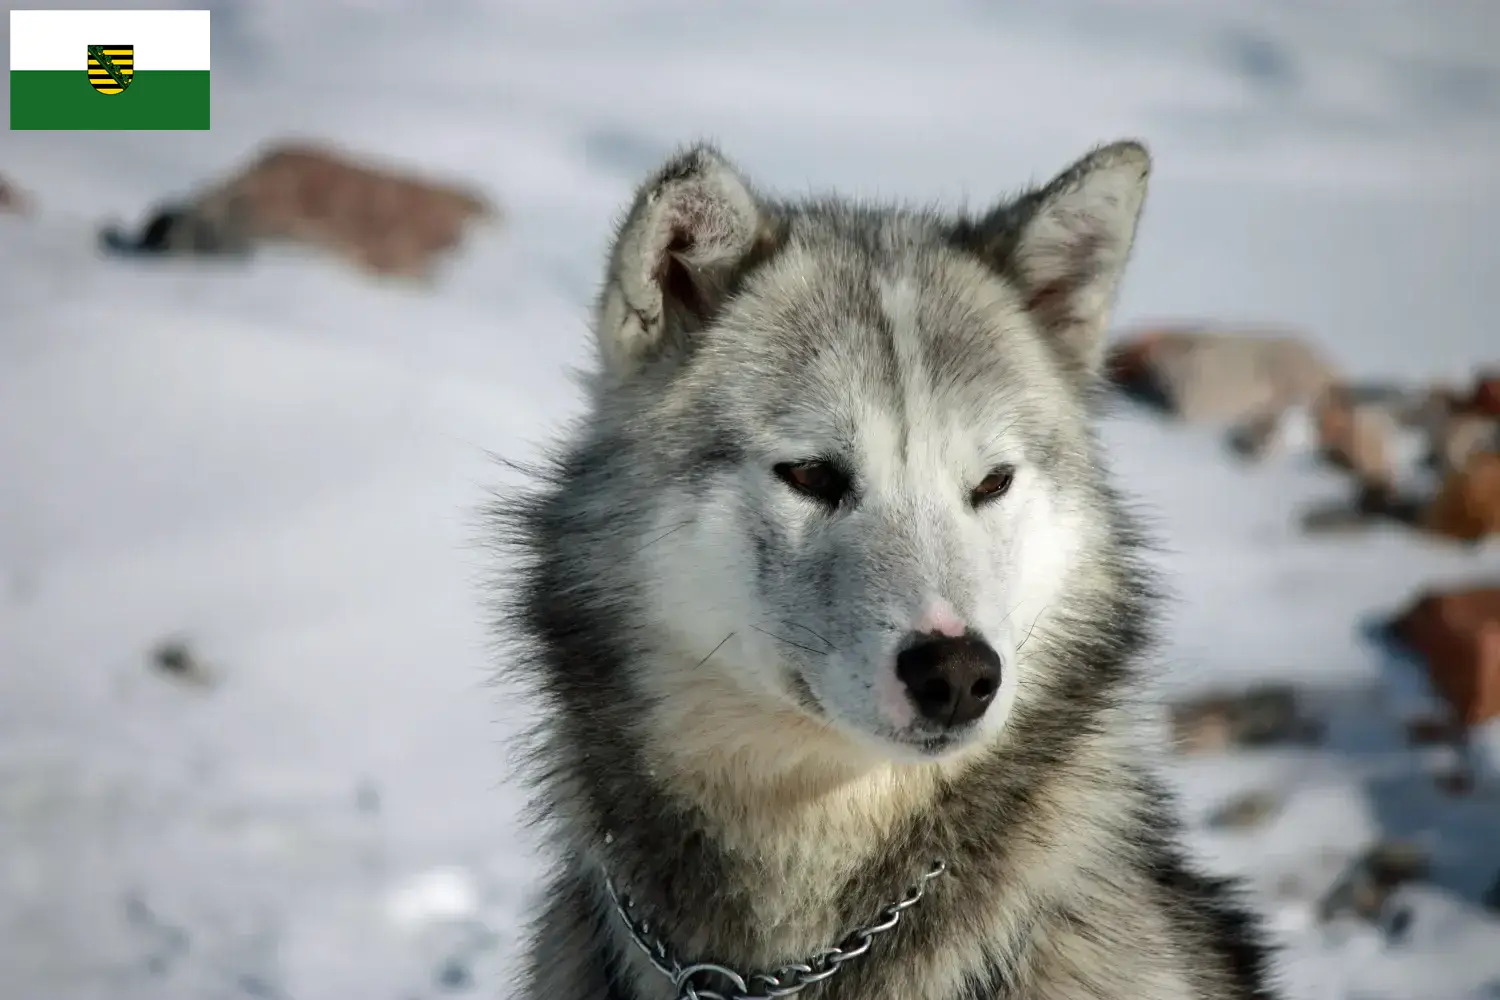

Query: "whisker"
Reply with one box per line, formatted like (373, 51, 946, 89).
(694, 632, 736, 669)
(749, 624, 828, 657)
(778, 619, 839, 652)
(632, 520, 695, 555)
(996, 598, 1025, 631)
(1017, 606, 1052, 651)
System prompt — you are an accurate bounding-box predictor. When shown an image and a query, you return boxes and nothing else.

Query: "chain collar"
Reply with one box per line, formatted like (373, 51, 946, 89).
(602, 857, 947, 1000)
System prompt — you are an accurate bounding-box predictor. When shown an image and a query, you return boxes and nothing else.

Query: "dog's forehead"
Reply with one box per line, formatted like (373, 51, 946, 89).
(705, 221, 1062, 451)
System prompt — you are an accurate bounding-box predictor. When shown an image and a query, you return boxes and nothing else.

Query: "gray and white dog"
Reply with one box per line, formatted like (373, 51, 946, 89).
(492, 140, 1278, 1000)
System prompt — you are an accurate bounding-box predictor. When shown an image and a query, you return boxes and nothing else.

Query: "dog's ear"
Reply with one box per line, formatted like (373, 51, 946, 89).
(595, 144, 775, 380)
(960, 141, 1150, 379)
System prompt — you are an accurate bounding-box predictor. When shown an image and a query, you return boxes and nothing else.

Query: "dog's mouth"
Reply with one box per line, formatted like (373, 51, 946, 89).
(890, 726, 973, 757)
(786, 670, 985, 759)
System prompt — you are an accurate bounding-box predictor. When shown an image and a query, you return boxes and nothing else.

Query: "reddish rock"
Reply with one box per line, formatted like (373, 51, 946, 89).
(1423, 451, 1500, 542)
(1471, 372, 1500, 417)
(1390, 586, 1500, 726)
(1107, 325, 1338, 428)
(1106, 333, 1162, 388)
(1313, 386, 1399, 490)
(103, 141, 498, 280)
(1437, 415, 1499, 478)
(1167, 697, 1233, 754)
(222, 143, 496, 277)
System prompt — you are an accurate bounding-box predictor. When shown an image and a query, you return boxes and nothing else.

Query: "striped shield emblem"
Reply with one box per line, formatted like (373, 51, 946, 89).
(86, 44, 134, 94)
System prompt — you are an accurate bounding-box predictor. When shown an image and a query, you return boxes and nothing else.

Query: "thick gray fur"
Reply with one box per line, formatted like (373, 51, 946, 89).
(489, 140, 1279, 1000)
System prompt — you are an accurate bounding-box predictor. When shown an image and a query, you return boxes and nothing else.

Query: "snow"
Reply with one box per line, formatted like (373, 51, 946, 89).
(2, 1, 1499, 997)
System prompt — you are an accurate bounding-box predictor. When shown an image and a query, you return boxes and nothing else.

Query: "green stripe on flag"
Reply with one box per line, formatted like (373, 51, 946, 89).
(10, 70, 210, 130)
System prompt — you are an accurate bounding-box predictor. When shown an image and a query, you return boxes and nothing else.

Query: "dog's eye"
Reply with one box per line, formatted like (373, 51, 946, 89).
(774, 461, 851, 508)
(971, 466, 1016, 506)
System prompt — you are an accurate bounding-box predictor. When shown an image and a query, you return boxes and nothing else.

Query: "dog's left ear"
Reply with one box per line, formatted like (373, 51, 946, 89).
(959, 141, 1150, 378)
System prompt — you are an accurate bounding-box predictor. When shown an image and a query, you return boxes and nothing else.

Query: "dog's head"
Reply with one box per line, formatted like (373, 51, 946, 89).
(571, 143, 1149, 764)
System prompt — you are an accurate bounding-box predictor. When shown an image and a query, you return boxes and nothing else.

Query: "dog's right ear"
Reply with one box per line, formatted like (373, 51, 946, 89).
(594, 144, 774, 380)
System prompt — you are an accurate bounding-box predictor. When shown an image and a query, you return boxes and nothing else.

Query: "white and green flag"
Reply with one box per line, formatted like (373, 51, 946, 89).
(10, 9, 210, 130)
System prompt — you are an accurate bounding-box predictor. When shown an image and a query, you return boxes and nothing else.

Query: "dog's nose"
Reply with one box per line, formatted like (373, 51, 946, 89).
(895, 634, 1002, 727)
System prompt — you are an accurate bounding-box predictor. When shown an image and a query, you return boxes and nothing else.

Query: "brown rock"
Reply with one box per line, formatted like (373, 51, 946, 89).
(1107, 325, 1339, 427)
(1437, 415, 1500, 478)
(234, 143, 496, 277)
(1168, 697, 1234, 754)
(1313, 386, 1399, 490)
(1106, 334, 1159, 388)
(105, 141, 497, 280)
(1423, 451, 1500, 542)
(1313, 385, 1355, 453)
(1468, 371, 1500, 417)
(0, 174, 31, 215)
(1390, 586, 1500, 725)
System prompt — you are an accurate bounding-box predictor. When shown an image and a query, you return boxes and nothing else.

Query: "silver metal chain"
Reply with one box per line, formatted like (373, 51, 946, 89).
(603, 858, 947, 1000)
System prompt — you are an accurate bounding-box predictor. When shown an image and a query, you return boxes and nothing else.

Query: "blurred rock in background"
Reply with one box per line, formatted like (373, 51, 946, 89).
(100, 141, 499, 282)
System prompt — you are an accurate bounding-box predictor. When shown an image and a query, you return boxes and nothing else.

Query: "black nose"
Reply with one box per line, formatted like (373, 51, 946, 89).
(895, 634, 1002, 727)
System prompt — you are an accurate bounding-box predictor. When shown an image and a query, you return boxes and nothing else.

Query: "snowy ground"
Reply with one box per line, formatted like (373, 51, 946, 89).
(3, 1, 1500, 998)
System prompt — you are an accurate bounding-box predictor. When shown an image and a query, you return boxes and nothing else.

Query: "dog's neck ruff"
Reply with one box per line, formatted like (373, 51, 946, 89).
(602, 857, 948, 1000)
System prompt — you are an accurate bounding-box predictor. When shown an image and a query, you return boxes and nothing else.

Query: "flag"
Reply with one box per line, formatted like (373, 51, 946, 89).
(10, 9, 210, 130)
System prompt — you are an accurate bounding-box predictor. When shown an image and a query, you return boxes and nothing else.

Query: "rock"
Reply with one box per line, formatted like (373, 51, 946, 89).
(1437, 415, 1500, 478)
(1298, 481, 1429, 536)
(0, 174, 31, 215)
(1434, 762, 1476, 796)
(1389, 586, 1500, 726)
(1106, 325, 1339, 429)
(1312, 380, 1484, 493)
(1404, 712, 1464, 747)
(1234, 684, 1320, 745)
(1423, 451, 1500, 542)
(1317, 840, 1429, 923)
(1168, 683, 1322, 753)
(1168, 697, 1234, 753)
(1313, 386, 1395, 489)
(1471, 372, 1500, 418)
(1206, 789, 1282, 830)
(1225, 412, 1284, 460)
(149, 637, 216, 688)
(102, 141, 497, 280)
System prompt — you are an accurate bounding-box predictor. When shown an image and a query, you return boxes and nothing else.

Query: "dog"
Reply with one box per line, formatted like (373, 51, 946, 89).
(491, 140, 1278, 999)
